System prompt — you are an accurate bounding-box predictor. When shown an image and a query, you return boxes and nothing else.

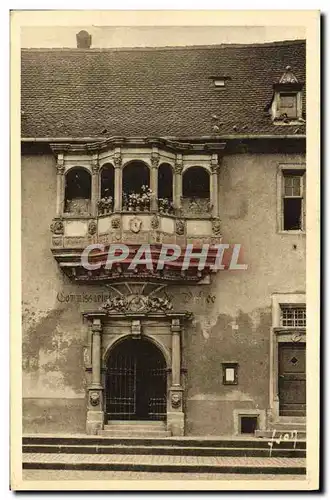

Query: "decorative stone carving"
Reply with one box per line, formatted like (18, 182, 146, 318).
(174, 160, 183, 174)
(211, 162, 220, 174)
(151, 152, 160, 168)
(171, 393, 182, 409)
(111, 217, 121, 229)
(50, 220, 64, 235)
(89, 392, 100, 407)
(131, 319, 141, 338)
(52, 236, 63, 246)
(151, 214, 160, 229)
(176, 219, 185, 236)
(129, 217, 142, 233)
(56, 160, 65, 174)
(212, 219, 221, 236)
(278, 66, 299, 85)
(181, 197, 211, 216)
(101, 294, 173, 314)
(113, 152, 122, 167)
(88, 220, 97, 235)
(91, 160, 99, 174)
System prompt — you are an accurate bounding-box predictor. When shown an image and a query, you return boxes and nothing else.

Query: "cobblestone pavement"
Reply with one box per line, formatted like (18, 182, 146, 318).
(23, 470, 306, 481)
(23, 453, 305, 467)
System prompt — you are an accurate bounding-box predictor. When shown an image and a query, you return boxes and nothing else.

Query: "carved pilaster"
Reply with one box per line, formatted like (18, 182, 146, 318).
(113, 149, 122, 212)
(174, 155, 183, 212)
(210, 154, 221, 218)
(56, 155, 65, 216)
(150, 150, 159, 211)
(86, 318, 104, 435)
(91, 156, 100, 216)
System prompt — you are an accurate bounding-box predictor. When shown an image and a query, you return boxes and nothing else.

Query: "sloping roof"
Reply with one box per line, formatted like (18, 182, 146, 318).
(21, 40, 306, 139)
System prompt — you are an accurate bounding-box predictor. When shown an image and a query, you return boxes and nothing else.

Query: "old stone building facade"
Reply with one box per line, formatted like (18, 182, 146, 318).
(21, 35, 306, 437)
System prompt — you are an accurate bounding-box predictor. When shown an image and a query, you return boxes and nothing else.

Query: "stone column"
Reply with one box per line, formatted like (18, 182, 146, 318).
(171, 320, 181, 386)
(113, 151, 122, 212)
(56, 155, 65, 216)
(174, 155, 183, 214)
(168, 318, 184, 436)
(150, 152, 159, 212)
(91, 156, 99, 217)
(86, 318, 104, 435)
(211, 154, 220, 218)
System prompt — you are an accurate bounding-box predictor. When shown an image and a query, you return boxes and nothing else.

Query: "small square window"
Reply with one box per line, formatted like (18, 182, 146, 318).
(214, 79, 225, 87)
(281, 306, 306, 327)
(222, 363, 238, 385)
(240, 416, 258, 434)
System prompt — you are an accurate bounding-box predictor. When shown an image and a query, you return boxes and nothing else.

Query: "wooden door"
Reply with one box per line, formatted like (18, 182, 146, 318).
(278, 342, 306, 416)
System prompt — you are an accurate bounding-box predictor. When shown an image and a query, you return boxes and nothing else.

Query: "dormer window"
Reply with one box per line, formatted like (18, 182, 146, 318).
(270, 66, 304, 124)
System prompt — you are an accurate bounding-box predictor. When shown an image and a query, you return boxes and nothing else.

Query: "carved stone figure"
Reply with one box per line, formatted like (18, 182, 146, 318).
(89, 392, 100, 407)
(113, 152, 122, 167)
(212, 219, 221, 235)
(151, 152, 159, 168)
(88, 220, 97, 235)
(176, 219, 185, 236)
(111, 217, 121, 229)
(171, 393, 182, 408)
(151, 214, 160, 229)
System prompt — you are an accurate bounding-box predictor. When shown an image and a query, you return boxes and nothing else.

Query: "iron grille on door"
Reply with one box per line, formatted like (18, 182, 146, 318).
(106, 338, 167, 421)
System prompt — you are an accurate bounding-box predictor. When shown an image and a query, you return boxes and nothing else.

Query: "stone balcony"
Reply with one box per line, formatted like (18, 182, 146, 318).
(50, 209, 222, 284)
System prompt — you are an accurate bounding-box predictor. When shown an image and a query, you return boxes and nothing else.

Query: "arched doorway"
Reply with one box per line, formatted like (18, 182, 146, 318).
(105, 337, 167, 421)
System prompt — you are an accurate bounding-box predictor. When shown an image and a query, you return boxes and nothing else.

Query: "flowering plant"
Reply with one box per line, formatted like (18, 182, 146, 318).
(158, 198, 174, 214)
(97, 196, 113, 214)
(123, 185, 154, 211)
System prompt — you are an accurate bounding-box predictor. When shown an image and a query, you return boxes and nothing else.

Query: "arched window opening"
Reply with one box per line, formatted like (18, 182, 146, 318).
(158, 163, 174, 214)
(122, 161, 151, 212)
(182, 166, 211, 216)
(64, 167, 91, 215)
(99, 164, 114, 214)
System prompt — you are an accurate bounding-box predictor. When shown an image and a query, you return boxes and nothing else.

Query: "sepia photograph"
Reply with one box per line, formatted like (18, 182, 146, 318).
(10, 10, 320, 491)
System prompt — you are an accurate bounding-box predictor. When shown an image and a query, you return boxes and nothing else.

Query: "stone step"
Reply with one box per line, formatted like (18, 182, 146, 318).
(22, 443, 306, 458)
(23, 435, 306, 449)
(105, 420, 166, 426)
(98, 429, 172, 438)
(270, 422, 306, 431)
(103, 424, 167, 431)
(22, 453, 306, 475)
(255, 430, 306, 439)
